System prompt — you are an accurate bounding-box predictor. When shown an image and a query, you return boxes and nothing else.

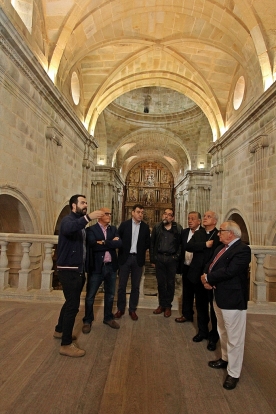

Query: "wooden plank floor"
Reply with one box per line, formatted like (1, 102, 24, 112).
(0, 300, 275, 414)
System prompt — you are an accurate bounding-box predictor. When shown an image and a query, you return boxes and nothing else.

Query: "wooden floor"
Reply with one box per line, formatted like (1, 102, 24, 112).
(0, 299, 276, 414)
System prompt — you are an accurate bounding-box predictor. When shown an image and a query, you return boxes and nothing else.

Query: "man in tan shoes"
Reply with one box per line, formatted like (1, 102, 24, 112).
(54, 194, 104, 357)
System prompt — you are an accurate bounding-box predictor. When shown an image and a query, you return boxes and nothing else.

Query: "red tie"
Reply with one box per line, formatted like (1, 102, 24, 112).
(208, 245, 228, 272)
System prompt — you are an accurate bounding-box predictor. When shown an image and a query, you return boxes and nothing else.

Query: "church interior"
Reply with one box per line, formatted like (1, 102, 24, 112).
(0, 0, 276, 412)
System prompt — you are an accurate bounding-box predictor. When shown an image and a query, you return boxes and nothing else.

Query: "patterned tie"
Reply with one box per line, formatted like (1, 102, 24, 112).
(208, 245, 228, 272)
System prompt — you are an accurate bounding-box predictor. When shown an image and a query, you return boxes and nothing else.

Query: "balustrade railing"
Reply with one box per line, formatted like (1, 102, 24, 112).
(1, 234, 276, 302)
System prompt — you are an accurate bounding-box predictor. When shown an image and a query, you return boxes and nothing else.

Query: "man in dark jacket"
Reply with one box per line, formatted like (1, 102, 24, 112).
(175, 211, 202, 323)
(201, 220, 251, 390)
(54, 194, 103, 358)
(186, 210, 221, 350)
(82, 207, 122, 333)
(150, 209, 182, 317)
(114, 204, 150, 321)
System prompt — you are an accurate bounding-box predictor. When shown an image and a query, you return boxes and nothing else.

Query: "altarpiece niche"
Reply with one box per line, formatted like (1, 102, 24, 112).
(124, 162, 174, 229)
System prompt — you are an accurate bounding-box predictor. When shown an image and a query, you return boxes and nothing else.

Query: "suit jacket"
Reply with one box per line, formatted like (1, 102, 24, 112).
(178, 226, 203, 274)
(186, 227, 221, 284)
(86, 223, 122, 273)
(117, 219, 150, 267)
(204, 239, 251, 310)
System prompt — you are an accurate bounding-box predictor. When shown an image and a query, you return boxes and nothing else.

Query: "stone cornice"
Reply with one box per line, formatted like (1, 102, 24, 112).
(209, 82, 276, 155)
(0, 8, 91, 144)
(249, 135, 269, 153)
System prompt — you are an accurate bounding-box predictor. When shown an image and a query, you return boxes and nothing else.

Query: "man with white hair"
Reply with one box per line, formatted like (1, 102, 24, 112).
(201, 220, 251, 390)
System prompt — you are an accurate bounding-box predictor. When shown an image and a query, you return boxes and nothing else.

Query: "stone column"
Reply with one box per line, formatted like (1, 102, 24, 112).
(0, 240, 10, 289)
(251, 246, 276, 303)
(249, 135, 269, 244)
(40, 243, 54, 291)
(18, 242, 32, 290)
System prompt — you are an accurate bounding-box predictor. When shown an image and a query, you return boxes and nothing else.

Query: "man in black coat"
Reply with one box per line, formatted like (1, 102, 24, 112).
(175, 211, 202, 323)
(186, 210, 221, 350)
(82, 207, 122, 333)
(114, 204, 150, 321)
(150, 208, 183, 317)
(201, 220, 251, 390)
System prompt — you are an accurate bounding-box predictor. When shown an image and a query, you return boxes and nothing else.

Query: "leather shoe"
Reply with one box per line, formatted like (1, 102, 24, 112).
(103, 319, 120, 329)
(207, 341, 217, 351)
(153, 306, 164, 314)
(175, 316, 192, 323)
(223, 374, 239, 390)
(208, 358, 228, 369)
(164, 308, 171, 317)
(114, 310, 125, 319)
(82, 323, 91, 334)
(129, 311, 138, 321)
(193, 333, 207, 342)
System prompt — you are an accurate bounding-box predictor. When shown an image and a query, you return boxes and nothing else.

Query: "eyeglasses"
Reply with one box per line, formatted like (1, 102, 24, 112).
(218, 229, 229, 233)
(164, 213, 173, 217)
(104, 213, 112, 216)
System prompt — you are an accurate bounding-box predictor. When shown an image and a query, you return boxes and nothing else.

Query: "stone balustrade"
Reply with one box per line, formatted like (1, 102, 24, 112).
(0, 233, 58, 298)
(1, 234, 276, 303)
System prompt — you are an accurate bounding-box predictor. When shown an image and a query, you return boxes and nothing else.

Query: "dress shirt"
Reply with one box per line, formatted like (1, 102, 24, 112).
(99, 223, 112, 263)
(130, 219, 141, 253)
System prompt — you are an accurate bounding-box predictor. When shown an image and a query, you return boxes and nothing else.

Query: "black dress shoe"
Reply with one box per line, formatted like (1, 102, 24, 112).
(207, 341, 217, 351)
(193, 333, 207, 342)
(208, 358, 228, 369)
(223, 374, 239, 390)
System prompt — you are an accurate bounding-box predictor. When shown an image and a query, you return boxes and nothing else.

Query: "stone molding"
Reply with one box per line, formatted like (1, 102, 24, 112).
(0, 8, 91, 145)
(249, 135, 269, 153)
(45, 126, 63, 146)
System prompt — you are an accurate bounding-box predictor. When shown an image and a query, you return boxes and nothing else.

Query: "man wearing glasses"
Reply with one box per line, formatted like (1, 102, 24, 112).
(150, 209, 183, 317)
(82, 207, 122, 333)
(186, 210, 221, 350)
(201, 221, 251, 390)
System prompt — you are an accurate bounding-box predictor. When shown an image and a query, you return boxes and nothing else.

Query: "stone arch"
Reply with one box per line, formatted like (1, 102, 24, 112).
(0, 187, 40, 288)
(0, 186, 40, 234)
(226, 209, 251, 245)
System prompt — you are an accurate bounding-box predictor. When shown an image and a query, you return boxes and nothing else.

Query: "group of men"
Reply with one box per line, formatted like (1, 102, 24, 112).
(54, 194, 251, 391)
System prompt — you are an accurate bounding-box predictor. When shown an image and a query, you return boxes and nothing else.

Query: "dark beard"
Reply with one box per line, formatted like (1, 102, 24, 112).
(76, 206, 87, 216)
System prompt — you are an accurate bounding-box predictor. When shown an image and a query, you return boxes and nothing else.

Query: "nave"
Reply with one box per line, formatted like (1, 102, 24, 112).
(0, 298, 276, 414)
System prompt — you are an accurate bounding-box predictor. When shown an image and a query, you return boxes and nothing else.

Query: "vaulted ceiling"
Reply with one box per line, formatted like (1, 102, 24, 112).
(5, 0, 276, 180)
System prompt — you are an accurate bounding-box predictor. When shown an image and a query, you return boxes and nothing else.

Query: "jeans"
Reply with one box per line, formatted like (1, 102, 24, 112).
(55, 270, 85, 346)
(155, 254, 177, 308)
(117, 255, 143, 312)
(83, 263, 117, 324)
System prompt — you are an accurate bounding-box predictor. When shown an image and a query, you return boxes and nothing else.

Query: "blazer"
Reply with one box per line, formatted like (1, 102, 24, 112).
(178, 226, 203, 274)
(204, 239, 251, 310)
(86, 223, 122, 273)
(117, 219, 150, 267)
(186, 227, 221, 284)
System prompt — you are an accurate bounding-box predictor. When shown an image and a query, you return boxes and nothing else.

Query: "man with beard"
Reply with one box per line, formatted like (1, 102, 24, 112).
(150, 209, 182, 317)
(54, 194, 104, 357)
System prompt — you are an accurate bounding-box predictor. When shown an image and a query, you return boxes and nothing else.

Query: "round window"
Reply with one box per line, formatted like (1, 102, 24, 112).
(71, 71, 80, 105)
(233, 76, 245, 110)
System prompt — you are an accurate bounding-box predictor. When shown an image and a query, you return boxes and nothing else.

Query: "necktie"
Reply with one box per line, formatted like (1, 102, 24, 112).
(208, 245, 228, 272)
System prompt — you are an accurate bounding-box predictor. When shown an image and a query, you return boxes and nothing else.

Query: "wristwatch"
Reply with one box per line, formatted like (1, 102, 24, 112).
(102, 240, 105, 245)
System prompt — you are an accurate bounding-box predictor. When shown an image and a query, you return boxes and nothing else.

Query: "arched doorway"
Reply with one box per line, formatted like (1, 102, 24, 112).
(228, 213, 249, 244)
(0, 194, 38, 287)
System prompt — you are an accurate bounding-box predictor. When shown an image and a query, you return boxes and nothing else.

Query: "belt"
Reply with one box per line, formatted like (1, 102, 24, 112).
(103, 262, 112, 265)
(129, 253, 137, 255)
(158, 252, 174, 256)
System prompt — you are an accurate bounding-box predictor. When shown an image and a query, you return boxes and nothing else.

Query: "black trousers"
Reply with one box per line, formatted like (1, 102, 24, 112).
(194, 281, 219, 342)
(117, 255, 143, 312)
(155, 254, 177, 308)
(55, 270, 85, 346)
(181, 264, 194, 320)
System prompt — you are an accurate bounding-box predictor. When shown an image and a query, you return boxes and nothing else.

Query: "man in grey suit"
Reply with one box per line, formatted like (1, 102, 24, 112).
(201, 220, 251, 390)
(114, 204, 150, 321)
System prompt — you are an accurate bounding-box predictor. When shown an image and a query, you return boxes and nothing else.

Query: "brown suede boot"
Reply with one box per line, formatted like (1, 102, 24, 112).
(59, 343, 85, 357)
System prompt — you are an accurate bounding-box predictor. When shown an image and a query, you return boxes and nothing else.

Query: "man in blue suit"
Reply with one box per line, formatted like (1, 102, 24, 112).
(114, 204, 150, 321)
(201, 220, 251, 390)
(82, 207, 122, 333)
